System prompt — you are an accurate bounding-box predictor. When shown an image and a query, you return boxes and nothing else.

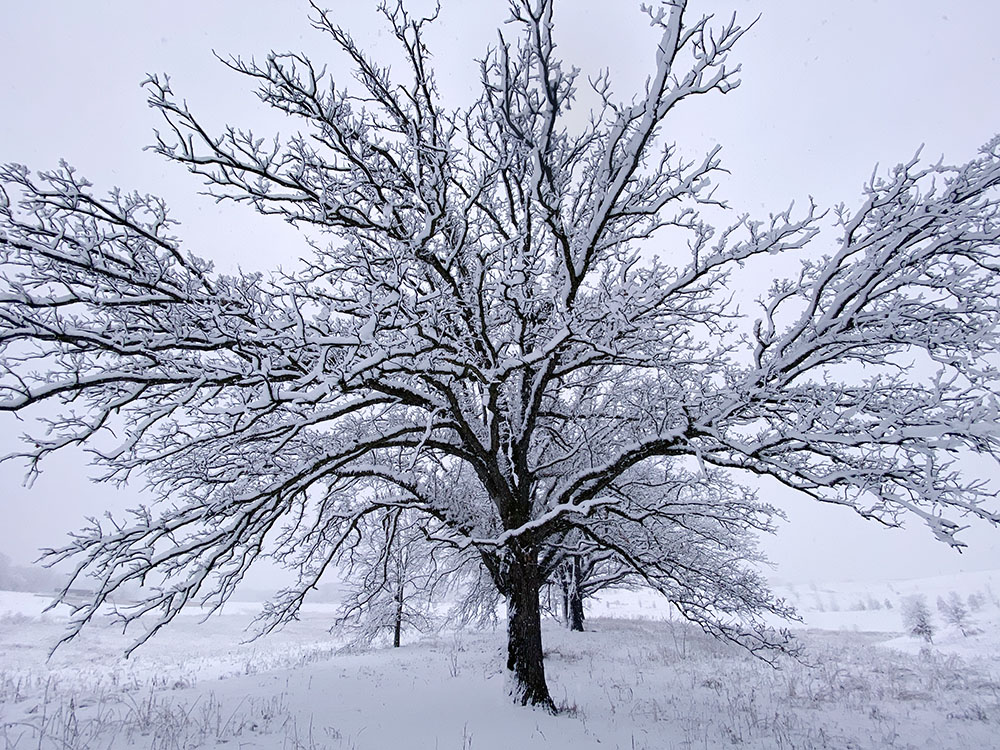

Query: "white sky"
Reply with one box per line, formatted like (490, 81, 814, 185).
(1, 0, 998, 584)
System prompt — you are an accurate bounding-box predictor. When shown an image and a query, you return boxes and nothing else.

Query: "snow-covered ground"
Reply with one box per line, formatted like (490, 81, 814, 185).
(2, 571, 999, 749)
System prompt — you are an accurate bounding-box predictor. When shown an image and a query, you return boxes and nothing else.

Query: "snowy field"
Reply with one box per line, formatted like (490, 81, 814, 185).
(2, 572, 1000, 749)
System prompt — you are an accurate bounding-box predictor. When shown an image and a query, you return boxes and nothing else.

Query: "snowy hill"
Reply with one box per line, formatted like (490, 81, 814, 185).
(771, 568, 1000, 633)
(2, 573, 999, 749)
(584, 568, 1000, 635)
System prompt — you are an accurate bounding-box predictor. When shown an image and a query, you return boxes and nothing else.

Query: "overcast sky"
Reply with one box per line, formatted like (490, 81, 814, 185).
(1, 0, 998, 584)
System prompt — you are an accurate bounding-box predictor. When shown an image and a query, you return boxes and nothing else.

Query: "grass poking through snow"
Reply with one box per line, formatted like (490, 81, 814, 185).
(1, 589, 999, 749)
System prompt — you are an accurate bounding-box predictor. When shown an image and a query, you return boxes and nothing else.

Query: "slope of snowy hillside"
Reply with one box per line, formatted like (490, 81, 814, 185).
(771, 568, 1000, 633)
(586, 568, 1000, 634)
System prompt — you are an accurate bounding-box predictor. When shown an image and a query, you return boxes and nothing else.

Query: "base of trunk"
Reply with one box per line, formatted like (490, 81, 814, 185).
(505, 556, 556, 712)
(506, 670, 557, 711)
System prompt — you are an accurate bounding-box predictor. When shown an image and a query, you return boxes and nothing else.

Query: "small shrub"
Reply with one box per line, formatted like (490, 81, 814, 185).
(901, 595, 935, 643)
(939, 591, 973, 636)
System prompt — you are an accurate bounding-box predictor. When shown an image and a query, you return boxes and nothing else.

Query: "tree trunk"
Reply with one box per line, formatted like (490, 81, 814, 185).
(567, 558, 585, 632)
(504, 552, 556, 711)
(558, 558, 586, 631)
(561, 570, 570, 625)
(567, 592, 585, 631)
(393, 581, 403, 648)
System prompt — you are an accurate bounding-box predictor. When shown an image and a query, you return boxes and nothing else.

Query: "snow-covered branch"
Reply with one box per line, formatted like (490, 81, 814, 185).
(2, 0, 999, 708)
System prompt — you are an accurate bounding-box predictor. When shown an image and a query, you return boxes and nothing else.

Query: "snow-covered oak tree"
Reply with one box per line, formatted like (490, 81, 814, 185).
(546, 548, 635, 631)
(541, 474, 784, 634)
(547, 548, 621, 631)
(2, 0, 1000, 709)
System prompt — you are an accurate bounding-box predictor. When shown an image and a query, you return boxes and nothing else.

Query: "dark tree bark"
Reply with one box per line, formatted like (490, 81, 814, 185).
(393, 580, 404, 648)
(502, 547, 555, 711)
(567, 595, 585, 632)
(559, 558, 586, 631)
(567, 558, 585, 632)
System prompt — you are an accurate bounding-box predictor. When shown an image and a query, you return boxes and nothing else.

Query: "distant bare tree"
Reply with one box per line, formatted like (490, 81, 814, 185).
(937, 591, 973, 637)
(543, 474, 784, 632)
(546, 549, 629, 631)
(333, 509, 446, 648)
